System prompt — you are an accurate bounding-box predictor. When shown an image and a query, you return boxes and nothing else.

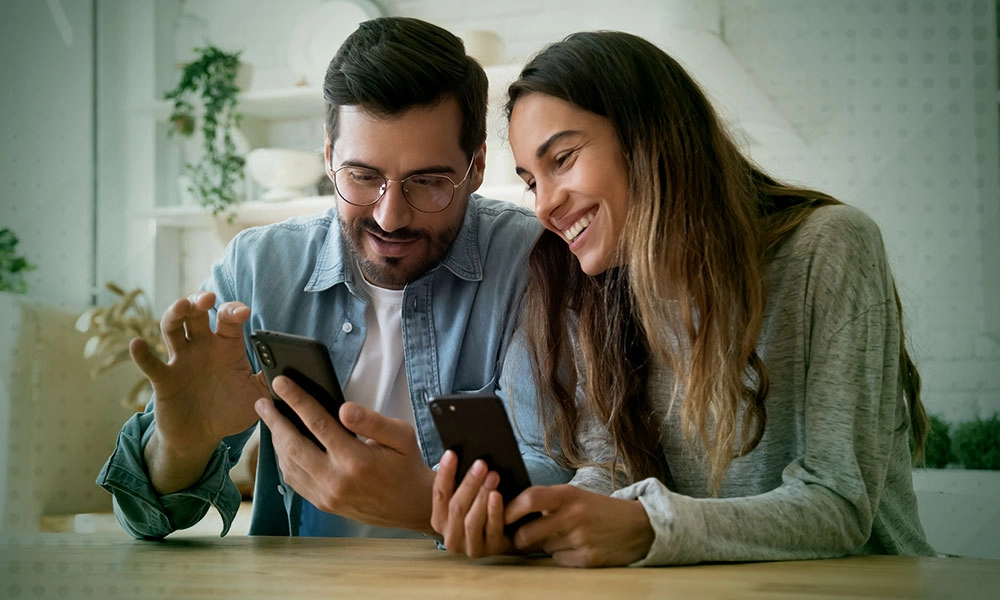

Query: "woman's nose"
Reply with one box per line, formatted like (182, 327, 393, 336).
(532, 179, 562, 224)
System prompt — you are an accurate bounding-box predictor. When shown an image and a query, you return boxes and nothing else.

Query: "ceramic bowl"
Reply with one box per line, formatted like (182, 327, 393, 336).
(245, 148, 325, 201)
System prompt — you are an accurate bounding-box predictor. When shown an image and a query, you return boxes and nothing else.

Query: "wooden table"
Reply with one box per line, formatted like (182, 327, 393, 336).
(2, 534, 998, 599)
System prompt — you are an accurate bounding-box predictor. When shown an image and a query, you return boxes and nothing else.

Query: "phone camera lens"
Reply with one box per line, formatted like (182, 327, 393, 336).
(430, 403, 442, 415)
(257, 344, 275, 368)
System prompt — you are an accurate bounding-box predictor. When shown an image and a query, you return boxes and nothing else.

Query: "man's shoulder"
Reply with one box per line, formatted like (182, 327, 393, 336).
(229, 209, 337, 253)
(467, 195, 540, 241)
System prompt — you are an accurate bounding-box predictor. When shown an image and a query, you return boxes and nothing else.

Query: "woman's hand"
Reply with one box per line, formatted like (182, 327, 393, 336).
(430, 450, 515, 558)
(506, 485, 655, 568)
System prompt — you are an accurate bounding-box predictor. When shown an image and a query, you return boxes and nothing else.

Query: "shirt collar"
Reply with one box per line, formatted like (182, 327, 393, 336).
(304, 196, 484, 293)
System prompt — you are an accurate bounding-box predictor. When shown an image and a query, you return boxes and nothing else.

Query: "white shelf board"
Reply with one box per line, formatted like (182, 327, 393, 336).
(130, 62, 523, 122)
(140, 196, 335, 229)
(130, 87, 325, 121)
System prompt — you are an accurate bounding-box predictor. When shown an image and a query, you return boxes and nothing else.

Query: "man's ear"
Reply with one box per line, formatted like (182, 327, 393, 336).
(323, 133, 333, 181)
(468, 142, 487, 193)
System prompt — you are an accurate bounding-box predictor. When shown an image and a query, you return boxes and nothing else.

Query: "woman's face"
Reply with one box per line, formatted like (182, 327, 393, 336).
(508, 92, 630, 276)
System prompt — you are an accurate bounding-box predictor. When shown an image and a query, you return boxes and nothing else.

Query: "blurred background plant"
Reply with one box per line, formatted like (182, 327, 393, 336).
(0, 227, 36, 294)
(914, 412, 1000, 470)
(75, 282, 164, 411)
(165, 45, 246, 221)
(951, 414, 1000, 471)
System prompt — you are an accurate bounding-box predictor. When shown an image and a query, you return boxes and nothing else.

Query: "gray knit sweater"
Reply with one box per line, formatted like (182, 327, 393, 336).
(571, 204, 935, 566)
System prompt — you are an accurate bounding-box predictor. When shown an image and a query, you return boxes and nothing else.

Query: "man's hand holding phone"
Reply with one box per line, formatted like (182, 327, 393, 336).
(251, 335, 437, 535)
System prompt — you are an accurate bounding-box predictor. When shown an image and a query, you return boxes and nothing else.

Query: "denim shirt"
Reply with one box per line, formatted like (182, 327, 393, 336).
(96, 196, 572, 539)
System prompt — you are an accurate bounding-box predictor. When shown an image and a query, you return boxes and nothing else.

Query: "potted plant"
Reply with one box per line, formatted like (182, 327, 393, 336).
(75, 282, 165, 411)
(951, 414, 1000, 470)
(0, 227, 36, 294)
(911, 411, 1000, 560)
(165, 45, 247, 221)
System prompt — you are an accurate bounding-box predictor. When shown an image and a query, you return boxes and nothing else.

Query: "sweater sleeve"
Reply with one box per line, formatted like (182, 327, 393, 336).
(614, 207, 921, 565)
(616, 300, 898, 564)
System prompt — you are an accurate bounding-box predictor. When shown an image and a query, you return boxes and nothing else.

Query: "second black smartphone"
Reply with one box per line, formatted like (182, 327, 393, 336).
(250, 329, 350, 447)
(429, 392, 538, 535)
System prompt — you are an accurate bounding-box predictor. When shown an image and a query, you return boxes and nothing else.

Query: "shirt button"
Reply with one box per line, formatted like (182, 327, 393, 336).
(342, 321, 353, 333)
(277, 485, 285, 495)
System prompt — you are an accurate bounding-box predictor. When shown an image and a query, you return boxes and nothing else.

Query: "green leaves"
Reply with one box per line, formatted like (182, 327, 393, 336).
(914, 412, 1000, 470)
(165, 45, 245, 221)
(952, 415, 1000, 470)
(0, 227, 36, 294)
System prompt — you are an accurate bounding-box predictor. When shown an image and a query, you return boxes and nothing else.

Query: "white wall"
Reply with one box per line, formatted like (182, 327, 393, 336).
(721, 0, 1000, 424)
(165, 0, 999, 421)
(0, 0, 95, 310)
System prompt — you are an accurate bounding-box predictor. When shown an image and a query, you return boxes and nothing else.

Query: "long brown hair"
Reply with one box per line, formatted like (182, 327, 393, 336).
(507, 31, 927, 493)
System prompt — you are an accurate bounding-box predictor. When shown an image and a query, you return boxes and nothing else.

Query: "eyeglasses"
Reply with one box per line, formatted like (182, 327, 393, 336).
(330, 155, 476, 214)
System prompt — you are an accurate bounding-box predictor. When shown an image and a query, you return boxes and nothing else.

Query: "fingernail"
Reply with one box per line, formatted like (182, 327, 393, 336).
(441, 450, 455, 466)
(470, 459, 486, 476)
(341, 402, 361, 422)
(254, 398, 266, 415)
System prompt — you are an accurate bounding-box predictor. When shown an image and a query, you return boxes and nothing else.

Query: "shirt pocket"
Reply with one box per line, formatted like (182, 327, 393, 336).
(450, 376, 498, 395)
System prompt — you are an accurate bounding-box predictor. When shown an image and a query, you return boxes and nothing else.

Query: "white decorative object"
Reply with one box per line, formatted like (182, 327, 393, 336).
(287, 0, 382, 86)
(245, 148, 326, 202)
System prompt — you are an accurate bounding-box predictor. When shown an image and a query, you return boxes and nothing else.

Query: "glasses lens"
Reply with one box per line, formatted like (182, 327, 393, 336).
(334, 167, 385, 206)
(402, 175, 455, 212)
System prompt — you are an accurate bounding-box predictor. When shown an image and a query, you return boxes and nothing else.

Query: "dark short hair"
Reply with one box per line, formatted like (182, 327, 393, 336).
(323, 17, 488, 160)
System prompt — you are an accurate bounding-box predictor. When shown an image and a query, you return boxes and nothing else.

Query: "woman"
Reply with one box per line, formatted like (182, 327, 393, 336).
(430, 31, 934, 567)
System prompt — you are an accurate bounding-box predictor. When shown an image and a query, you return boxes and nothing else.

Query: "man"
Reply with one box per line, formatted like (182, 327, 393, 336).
(97, 17, 568, 539)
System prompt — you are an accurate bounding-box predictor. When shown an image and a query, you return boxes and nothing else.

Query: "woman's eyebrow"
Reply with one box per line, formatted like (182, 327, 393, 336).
(535, 130, 583, 159)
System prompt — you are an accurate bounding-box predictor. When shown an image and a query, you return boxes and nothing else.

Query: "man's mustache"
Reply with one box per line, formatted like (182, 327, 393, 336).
(356, 218, 425, 242)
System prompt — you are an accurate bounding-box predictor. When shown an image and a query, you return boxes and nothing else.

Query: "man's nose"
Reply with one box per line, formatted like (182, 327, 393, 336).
(371, 180, 413, 233)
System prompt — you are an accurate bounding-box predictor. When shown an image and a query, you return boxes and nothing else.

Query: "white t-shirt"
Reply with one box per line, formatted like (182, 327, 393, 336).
(299, 266, 419, 538)
(341, 272, 414, 430)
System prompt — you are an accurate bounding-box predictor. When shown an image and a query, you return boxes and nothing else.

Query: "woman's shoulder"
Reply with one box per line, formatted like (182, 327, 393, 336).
(768, 203, 896, 317)
(793, 203, 882, 246)
(776, 203, 887, 270)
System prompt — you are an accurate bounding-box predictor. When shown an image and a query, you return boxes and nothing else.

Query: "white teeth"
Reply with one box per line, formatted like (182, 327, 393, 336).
(563, 210, 595, 242)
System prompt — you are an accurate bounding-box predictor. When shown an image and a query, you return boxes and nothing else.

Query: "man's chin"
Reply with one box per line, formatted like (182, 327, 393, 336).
(358, 256, 419, 289)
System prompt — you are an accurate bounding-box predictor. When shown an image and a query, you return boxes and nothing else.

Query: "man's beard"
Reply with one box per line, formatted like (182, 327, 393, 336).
(341, 216, 462, 289)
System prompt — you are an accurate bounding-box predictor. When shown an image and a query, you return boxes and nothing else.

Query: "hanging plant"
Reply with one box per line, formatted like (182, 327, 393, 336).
(165, 45, 246, 222)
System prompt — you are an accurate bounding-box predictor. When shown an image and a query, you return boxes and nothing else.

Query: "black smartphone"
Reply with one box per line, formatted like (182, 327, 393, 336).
(250, 329, 350, 447)
(429, 392, 539, 535)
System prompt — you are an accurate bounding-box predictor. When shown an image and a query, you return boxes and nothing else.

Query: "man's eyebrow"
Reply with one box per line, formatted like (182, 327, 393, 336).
(535, 130, 583, 159)
(337, 160, 458, 177)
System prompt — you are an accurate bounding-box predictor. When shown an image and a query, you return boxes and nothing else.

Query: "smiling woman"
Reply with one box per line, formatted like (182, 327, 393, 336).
(430, 29, 935, 568)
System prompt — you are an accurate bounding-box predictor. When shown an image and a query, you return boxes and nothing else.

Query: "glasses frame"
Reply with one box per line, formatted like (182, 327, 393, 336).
(329, 155, 477, 214)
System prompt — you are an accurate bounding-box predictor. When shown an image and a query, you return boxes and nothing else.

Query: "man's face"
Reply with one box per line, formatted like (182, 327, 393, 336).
(325, 98, 485, 290)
